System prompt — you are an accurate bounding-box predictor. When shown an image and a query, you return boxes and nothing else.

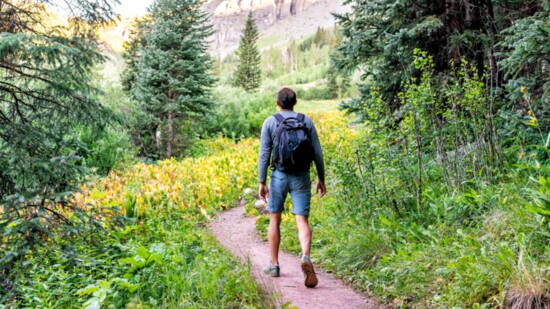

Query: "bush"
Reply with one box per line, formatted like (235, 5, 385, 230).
(296, 85, 337, 100)
(78, 126, 136, 176)
(206, 86, 276, 139)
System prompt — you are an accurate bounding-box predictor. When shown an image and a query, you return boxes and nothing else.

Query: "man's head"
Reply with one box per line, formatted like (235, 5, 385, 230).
(277, 88, 297, 110)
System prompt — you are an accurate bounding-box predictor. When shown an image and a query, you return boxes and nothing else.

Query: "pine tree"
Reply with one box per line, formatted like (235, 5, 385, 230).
(129, 0, 215, 158)
(121, 16, 152, 96)
(0, 0, 117, 269)
(234, 12, 261, 92)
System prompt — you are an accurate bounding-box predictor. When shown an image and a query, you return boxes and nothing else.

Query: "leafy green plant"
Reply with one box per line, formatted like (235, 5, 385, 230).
(526, 176, 550, 218)
(205, 87, 275, 139)
(78, 125, 136, 176)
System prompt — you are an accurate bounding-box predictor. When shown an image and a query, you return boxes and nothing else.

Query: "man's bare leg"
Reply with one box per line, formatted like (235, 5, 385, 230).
(268, 212, 282, 265)
(296, 214, 317, 287)
(296, 215, 312, 257)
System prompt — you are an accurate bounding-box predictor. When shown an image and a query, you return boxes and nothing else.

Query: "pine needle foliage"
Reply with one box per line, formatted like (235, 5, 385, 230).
(123, 0, 215, 158)
(234, 12, 261, 92)
(333, 0, 547, 121)
(0, 0, 118, 274)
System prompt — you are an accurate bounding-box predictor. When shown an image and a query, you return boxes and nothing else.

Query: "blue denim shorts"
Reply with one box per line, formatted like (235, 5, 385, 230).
(267, 170, 311, 216)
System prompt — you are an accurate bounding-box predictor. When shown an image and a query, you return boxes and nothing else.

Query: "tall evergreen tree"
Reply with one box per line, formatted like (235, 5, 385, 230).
(127, 0, 215, 158)
(234, 12, 261, 92)
(0, 0, 117, 269)
(121, 16, 152, 96)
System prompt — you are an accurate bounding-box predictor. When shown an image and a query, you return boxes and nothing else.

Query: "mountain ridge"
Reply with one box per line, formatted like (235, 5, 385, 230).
(202, 0, 349, 57)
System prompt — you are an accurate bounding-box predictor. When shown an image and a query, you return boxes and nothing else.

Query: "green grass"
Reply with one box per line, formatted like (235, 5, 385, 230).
(295, 99, 340, 113)
(256, 125, 550, 307)
(257, 35, 284, 49)
(4, 210, 266, 308)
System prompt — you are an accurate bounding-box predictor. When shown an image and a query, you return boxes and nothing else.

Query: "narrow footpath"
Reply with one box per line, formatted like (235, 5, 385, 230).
(209, 203, 383, 309)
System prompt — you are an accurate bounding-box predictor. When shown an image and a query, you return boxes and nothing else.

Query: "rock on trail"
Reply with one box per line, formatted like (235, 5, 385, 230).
(208, 202, 383, 308)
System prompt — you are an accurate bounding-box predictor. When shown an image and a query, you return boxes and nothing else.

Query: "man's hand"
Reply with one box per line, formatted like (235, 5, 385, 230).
(316, 181, 327, 198)
(259, 183, 270, 202)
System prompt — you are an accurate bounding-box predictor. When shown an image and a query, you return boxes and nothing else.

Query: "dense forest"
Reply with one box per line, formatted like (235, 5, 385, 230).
(1, 0, 548, 307)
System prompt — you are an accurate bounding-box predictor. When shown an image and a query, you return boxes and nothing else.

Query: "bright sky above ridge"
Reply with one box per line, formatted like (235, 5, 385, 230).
(116, 0, 154, 17)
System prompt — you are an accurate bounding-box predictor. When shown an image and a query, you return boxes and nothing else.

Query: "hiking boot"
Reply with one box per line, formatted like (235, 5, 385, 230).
(263, 264, 280, 277)
(301, 256, 318, 288)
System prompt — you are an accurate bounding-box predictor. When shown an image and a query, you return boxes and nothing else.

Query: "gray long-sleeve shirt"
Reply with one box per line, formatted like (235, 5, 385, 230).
(258, 111, 325, 183)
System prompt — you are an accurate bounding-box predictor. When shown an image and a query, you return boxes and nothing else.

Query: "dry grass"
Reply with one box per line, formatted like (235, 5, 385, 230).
(506, 287, 550, 309)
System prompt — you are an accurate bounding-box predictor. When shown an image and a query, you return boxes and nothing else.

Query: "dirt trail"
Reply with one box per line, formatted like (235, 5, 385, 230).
(209, 203, 382, 309)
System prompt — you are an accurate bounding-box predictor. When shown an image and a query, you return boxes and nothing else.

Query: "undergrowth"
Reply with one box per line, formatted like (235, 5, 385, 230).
(1, 137, 266, 308)
(5, 216, 263, 308)
(254, 106, 550, 308)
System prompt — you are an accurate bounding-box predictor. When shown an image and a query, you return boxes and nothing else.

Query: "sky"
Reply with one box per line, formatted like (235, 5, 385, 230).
(116, 0, 154, 17)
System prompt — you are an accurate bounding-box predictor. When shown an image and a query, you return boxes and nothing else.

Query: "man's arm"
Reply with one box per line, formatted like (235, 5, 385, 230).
(309, 121, 327, 197)
(258, 118, 273, 183)
(258, 118, 273, 200)
(309, 122, 325, 183)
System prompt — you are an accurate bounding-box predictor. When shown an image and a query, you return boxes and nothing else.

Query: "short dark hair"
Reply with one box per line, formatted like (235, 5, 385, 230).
(277, 88, 297, 109)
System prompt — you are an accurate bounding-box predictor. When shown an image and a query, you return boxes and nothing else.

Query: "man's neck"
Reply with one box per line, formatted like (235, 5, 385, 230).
(279, 109, 294, 112)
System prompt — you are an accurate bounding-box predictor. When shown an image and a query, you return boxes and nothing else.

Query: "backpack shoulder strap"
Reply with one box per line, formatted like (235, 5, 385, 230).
(297, 113, 305, 122)
(273, 113, 284, 124)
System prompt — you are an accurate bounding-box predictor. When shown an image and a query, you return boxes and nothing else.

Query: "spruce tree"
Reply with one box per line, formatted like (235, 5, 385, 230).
(234, 12, 261, 92)
(128, 0, 215, 158)
(0, 0, 117, 269)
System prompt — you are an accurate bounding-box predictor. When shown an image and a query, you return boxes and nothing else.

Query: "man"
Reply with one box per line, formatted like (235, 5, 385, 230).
(258, 87, 326, 288)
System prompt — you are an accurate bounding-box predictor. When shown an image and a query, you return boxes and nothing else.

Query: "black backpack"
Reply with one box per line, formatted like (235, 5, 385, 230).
(271, 113, 314, 174)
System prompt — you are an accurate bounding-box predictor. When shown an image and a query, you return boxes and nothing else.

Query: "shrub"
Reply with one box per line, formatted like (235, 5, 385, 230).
(77, 126, 136, 176)
(206, 87, 275, 139)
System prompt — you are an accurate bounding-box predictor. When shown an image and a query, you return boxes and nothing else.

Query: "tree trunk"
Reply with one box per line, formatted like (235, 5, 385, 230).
(155, 124, 162, 155)
(167, 111, 174, 158)
(467, 0, 484, 78)
(484, 0, 500, 88)
(445, 0, 462, 65)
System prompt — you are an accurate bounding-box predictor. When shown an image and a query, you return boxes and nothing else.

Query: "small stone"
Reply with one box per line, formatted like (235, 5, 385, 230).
(243, 188, 255, 195)
(254, 199, 266, 207)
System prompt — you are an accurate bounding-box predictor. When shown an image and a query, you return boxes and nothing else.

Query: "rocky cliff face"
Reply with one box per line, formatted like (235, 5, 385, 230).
(202, 0, 349, 57)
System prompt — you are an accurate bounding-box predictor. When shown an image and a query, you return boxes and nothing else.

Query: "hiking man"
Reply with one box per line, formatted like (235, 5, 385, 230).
(258, 87, 326, 288)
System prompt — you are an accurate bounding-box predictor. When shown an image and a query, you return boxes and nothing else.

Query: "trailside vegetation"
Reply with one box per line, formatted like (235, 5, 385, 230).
(234, 12, 262, 92)
(333, 0, 549, 130)
(0, 1, 263, 307)
(122, 0, 215, 159)
(291, 1, 549, 305)
(1, 136, 266, 307)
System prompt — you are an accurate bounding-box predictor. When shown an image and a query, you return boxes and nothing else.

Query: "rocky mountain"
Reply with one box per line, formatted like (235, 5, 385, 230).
(202, 0, 349, 57)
